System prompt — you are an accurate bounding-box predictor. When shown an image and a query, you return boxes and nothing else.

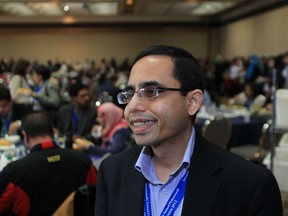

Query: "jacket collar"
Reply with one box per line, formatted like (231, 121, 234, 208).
(124, 131, 223, 216)
(30, 140, 58, 152)
(182, 132, 222, 216)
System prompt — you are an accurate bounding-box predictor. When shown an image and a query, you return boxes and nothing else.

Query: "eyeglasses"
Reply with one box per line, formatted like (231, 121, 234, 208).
(117, 86, 188, 104)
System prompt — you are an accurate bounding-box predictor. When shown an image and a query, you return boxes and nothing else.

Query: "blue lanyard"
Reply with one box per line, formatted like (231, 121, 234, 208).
(1, 114, 13, 132)
(34, 85, 41, 93)
(144, 171, 189, 216)
(72, 109, 82, 135)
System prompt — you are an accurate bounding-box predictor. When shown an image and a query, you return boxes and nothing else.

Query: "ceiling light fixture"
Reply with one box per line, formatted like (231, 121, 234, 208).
(62, 15, 75, 24)
(125, 0, 133, 6)
(63, 5, 69, 12)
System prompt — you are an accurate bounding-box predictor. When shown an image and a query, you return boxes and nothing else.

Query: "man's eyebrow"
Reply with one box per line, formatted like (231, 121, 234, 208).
(125, 86, 135, 91)
(125, 81, 163, 90)
(141, 81, 161, 87)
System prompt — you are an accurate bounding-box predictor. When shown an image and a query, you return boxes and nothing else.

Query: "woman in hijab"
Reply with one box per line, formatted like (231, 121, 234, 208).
(73, 102, 132, 160)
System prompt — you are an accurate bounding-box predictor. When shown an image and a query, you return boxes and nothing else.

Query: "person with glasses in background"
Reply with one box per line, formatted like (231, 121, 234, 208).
(95, 45, 282, 216)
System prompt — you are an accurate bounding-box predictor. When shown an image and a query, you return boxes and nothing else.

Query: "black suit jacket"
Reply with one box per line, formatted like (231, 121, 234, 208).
(56, 104, 96, 139)
(95, 131, 282, 216)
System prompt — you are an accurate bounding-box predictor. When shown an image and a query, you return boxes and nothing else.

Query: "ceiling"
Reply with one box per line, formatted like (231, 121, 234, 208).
(0, 0, 287, 26)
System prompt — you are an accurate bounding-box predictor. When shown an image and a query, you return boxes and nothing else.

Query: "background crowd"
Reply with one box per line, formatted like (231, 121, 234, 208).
(0, 48, 287, 215)
(0, 51, 288, 159)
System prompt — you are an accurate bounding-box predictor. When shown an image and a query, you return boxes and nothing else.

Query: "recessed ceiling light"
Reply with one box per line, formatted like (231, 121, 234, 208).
(63, 5, 70, 12)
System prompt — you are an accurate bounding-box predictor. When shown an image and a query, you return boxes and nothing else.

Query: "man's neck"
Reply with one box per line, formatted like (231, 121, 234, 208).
(151, 140, 189, 183)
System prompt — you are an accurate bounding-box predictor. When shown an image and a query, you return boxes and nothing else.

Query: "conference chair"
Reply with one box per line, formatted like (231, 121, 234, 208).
(229, 121, 283, 164)
(53, 184, 96, 216)
(202, 114, 232, 149)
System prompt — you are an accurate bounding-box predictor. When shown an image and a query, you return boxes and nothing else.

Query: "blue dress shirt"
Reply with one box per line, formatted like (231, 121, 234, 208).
(135, 127, 196, 216)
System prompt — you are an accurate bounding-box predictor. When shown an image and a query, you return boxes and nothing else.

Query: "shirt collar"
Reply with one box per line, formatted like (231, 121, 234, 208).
(135, 127, 196, 182)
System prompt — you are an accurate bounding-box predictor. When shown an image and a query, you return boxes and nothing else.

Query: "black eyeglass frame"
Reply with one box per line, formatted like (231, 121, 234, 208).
(117, 86, 189, 104)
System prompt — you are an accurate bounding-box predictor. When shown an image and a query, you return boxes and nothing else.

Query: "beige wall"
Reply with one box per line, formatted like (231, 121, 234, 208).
(220, 5, 288, 59)
(1, 5, 288, 63)
(0, 27, 209, 64)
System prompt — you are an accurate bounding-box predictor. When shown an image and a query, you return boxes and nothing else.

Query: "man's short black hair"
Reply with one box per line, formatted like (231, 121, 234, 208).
(33, 64, 51, 80)
(21, 111, 54, 138)
(68, 83, 88, 97)
(133, 45, 204, 94)
(0, 85, 12, 101)
(132, 45, 204, 123)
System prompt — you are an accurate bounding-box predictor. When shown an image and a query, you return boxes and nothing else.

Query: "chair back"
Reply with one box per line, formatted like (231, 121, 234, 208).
(259, 121, 285, 150)
(202, 114, 232, 149)
(52, 184, 96, 216)
(74, 185, 96, 216)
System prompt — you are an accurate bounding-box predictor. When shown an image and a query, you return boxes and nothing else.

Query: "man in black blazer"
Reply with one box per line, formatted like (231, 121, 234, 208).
(95, 46, 282, 215)
(56, 83, 96, 147)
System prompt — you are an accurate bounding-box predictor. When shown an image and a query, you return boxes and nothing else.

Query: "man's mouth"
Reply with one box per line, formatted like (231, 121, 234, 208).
(132, 120, 156, 128)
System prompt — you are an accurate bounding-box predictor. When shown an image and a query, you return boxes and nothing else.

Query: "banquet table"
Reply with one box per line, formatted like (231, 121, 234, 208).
(0, 139, 27, 171)
(195, 106, 270, 150)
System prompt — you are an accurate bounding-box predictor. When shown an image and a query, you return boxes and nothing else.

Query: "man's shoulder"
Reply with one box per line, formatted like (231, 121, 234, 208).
(85, 104, 97, 114)
(54, 148, 93, 163)
(58, 104, 72, 112)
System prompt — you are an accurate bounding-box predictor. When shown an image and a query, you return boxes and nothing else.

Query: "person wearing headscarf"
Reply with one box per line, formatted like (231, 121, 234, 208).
(73, 102, 132, 159)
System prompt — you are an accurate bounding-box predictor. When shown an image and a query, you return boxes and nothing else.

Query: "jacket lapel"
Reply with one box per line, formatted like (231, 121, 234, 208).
(124, 147, 146, 215)
(182, 133, 222, 216)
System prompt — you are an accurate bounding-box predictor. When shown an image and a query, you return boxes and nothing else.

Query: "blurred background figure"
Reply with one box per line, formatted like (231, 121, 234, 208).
(245, 54, 263, 82)
(8, 58, 33, 111)
(96, 73, 121, 108)
(228, 81, 266, 111)
(0, 111, 97, 215)
(73, 102, 133, 168)
(280, 52, 288, 88)
(0, 85, 31, 137)
(31, 64, 61, 124)
(56, 83, 96, 148)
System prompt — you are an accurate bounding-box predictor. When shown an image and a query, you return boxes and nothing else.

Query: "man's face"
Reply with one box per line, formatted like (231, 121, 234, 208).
(74, 89, 90, 107)
(0, 100, 12, 117)
(124, 55, 194, 148)
(32, 72, 42, 85)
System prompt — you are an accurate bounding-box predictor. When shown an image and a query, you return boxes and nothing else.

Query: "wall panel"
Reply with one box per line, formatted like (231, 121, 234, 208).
(0, 27, 209, 64)
(220, 5, 288, 58)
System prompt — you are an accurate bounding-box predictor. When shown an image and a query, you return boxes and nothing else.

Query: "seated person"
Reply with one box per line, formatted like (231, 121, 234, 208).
(56, 83, 96, 147)
(73, 102, 132, 160)
(0, 85, 32, 138)
(228, 81, 266, 110)
(30, 64, 61, 124)
(0, 111, 97, 215)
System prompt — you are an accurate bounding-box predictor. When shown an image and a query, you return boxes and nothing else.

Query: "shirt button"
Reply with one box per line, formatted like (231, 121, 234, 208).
(162, 189, 168, 195)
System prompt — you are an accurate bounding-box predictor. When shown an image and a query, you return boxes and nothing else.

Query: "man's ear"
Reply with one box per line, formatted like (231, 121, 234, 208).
(22, 131, 29, 146)
(186, 89, 203, 116)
